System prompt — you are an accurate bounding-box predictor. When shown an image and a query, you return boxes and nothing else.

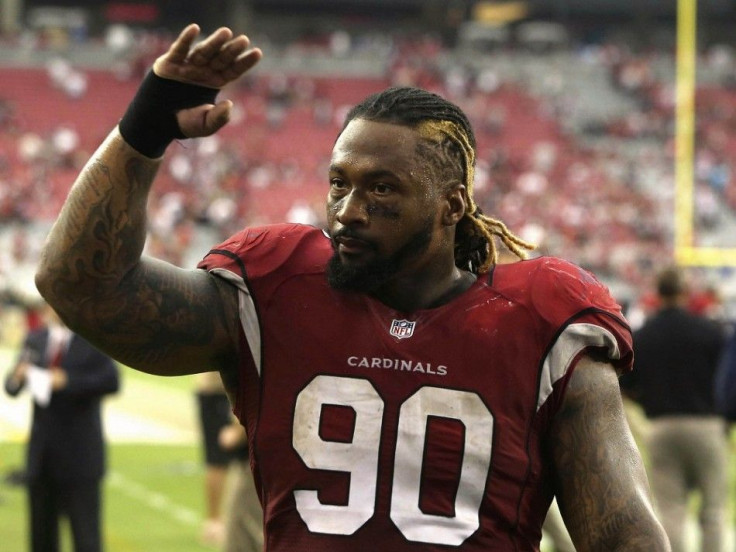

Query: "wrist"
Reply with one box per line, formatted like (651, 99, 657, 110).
(118, 70, 219, 158)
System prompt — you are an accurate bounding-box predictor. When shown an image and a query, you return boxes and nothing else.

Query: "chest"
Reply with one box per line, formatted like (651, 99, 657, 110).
(251, 278, 551, 483)
(257, 278, 545, 394)
(240, 275, 564, 548)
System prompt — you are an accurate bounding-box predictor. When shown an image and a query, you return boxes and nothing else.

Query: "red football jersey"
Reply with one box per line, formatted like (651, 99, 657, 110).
(198, 223, 633, 552)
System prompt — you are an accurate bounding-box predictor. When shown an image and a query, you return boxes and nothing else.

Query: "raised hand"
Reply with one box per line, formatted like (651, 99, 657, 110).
(153, 24, 263, 138)
(153, 24, 262, 88)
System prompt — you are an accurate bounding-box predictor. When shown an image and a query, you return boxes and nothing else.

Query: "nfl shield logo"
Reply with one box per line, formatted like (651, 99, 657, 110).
(390, 319, 416, 339)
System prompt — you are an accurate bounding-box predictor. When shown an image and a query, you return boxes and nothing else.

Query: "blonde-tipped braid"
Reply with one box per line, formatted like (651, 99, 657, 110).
(417, 120, 535, 273)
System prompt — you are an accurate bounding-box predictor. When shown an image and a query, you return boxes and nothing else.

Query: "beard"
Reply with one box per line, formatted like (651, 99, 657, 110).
(327, 219, 434, 293)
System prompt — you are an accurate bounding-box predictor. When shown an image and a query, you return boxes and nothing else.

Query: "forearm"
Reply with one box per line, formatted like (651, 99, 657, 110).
(36, 128, 160, 327)
(551, 358, 670, 551)
(34, 125, 239, 376)
(558, 437, 665, 551)
(33, 24, 257, 378)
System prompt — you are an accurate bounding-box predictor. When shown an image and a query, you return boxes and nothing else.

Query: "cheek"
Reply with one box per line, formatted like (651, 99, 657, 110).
(366, 202, 401, 220)
(325, 197, 340, 219)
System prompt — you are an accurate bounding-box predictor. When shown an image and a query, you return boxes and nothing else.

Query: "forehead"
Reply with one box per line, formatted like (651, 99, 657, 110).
(331, 119, 424, 173)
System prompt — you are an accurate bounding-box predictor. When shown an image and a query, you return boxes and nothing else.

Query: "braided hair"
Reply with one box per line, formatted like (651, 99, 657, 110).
(342, 86, 534, 274)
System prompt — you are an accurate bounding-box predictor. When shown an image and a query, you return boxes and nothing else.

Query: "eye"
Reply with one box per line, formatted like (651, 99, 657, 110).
(373, 183, 393, 195)
(330, 177, 348, 191)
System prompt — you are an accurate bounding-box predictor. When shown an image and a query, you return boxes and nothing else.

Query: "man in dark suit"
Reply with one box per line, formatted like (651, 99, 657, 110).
(621, 266, 727, 552)
(4, 302, 120, 552)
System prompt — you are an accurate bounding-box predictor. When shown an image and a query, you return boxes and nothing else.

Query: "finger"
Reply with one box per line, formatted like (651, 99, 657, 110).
(209, 35, 251, 72)
(165, 24, 200, 65)
(187, 27, 234, 67)
(203, 100, 233, 133)
(178, 101, 232, 137)
(220, 48, 263, 82)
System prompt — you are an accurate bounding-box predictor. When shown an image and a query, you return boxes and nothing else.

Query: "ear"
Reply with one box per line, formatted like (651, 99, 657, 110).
(441, 183, 467, 226)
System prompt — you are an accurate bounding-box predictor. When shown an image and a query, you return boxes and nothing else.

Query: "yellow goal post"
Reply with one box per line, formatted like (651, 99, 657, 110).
(675, 0, 736, 266)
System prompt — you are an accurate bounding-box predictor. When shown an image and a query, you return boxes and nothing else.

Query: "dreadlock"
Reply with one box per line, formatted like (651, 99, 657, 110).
(342, 87, 535, 274)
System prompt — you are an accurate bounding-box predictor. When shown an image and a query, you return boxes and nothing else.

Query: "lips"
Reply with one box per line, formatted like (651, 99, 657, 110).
(336, 236, 372, 255)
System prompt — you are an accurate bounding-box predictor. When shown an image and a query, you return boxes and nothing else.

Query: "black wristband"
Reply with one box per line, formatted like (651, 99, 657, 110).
(119, 70, 220, 158)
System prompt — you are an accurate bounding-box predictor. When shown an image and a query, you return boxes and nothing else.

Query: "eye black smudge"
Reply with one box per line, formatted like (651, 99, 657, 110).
(366, 203, 400, 220)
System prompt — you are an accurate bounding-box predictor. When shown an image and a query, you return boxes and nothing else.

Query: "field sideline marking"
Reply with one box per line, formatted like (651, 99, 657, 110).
(107, 471, 200, 526)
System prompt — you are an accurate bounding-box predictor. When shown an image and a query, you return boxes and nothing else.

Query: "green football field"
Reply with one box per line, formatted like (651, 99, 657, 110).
(0, 349, 222, 552)
(0, 441, 216, 552)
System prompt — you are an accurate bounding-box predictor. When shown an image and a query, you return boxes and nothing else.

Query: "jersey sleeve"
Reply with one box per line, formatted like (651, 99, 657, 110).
(537, 257, 632, 412)
(515, 257, 632, 364)
(197, 223, 329, 294)
(493, 257, 633, 416)
(196, 222, 330, 366)
(196, 223, 330, 425)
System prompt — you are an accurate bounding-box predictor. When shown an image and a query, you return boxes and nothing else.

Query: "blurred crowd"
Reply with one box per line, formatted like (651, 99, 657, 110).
(2, 23, 736, 316)
(4, 19, 736, 552)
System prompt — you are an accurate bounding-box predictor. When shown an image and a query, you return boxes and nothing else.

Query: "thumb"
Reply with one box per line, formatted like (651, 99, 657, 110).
(177, 100, 233, 138)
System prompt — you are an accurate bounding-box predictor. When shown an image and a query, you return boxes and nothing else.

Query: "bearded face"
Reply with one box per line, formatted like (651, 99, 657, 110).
(326, 217, 434, 292)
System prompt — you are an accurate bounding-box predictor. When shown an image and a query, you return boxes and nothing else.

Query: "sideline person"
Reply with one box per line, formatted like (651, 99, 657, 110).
(35, 24, 669, 551)
(4, 302, 119, 552)
(622, 267, 727, 552)
(218, 416, 263, 552)
(195, 371, 248, 547)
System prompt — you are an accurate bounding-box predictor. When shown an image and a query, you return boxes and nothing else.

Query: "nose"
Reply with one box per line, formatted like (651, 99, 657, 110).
(334, 190, 369, 226)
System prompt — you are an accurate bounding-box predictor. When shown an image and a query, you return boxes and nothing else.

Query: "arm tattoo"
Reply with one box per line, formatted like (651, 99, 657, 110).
(38, 132, 240, 375)
(44, 151, 154, 306)
(549, 361, 667, 551)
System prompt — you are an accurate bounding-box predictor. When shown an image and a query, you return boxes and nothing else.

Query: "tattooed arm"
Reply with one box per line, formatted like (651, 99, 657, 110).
(548, 356, 670, 551)
(35, 25, 262, 379)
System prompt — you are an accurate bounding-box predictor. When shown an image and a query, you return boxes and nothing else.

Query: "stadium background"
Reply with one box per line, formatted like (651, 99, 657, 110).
(2, 0, 736, 550)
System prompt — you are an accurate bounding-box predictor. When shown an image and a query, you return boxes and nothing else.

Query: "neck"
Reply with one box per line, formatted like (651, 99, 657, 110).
(371, 266, 477, 312)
